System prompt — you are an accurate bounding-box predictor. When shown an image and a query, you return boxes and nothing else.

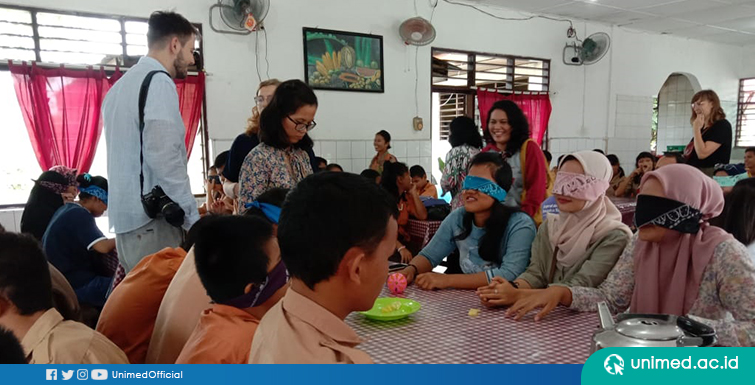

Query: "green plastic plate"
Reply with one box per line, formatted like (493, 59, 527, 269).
(360, 297, 421, 321)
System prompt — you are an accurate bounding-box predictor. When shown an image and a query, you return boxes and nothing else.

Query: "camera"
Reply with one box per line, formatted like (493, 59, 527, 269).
(142, 185, 185, 228)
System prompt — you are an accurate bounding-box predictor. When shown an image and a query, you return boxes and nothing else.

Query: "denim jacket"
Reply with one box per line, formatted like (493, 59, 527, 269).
(418, 207, 536, 282)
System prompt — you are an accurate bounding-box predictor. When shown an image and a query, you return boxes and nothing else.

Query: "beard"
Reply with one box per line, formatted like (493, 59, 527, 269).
(173, 55, 188, 79)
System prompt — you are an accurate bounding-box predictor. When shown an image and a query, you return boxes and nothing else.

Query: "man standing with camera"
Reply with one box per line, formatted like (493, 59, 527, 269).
(103, 11, 200, 273)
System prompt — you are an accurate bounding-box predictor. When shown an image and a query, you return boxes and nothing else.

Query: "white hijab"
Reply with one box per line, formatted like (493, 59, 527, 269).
(547, 151, 632, 268)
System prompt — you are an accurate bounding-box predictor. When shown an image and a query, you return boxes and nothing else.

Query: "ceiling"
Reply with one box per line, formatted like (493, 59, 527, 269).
(467, 0, 755, 46)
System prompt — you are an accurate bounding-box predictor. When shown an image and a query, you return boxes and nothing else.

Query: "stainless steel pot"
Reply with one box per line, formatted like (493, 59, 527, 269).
(591, 302, 716, 351)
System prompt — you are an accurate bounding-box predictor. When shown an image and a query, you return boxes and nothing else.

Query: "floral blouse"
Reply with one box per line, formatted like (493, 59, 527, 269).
(238, 143, 313, 210)
(570, 234, 755, 347)
(441, 145, 480, 210)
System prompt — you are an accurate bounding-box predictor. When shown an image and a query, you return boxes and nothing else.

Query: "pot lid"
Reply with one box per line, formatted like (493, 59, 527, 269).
(615, 318, 685, 341)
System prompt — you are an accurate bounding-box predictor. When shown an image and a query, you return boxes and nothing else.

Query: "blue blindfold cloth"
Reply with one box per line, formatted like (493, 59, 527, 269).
(79, 185, 108, 206)
(462, 175, 507, 202)
(244, 201, 282, 224)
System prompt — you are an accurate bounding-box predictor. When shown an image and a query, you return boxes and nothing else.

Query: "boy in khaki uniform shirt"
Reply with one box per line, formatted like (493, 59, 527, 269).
(0, 232, 128, 364)
(249, 172, 398, 364)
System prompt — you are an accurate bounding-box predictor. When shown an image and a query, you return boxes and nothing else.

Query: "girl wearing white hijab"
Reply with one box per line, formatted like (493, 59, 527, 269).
(477, 151, 631, 309)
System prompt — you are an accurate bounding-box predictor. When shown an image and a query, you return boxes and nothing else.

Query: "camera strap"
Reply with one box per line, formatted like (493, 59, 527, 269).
(138, 70, 171, 198)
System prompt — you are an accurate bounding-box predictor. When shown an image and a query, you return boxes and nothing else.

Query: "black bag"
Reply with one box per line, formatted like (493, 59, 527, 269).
(426, 203, 451, 221)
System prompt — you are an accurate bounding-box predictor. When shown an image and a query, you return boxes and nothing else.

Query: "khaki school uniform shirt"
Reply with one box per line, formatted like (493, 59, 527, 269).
(175, 304, 260, 364)
(419, 184, 438, 199)
(145, 247, 212, 364)
(22, 308, 128, 364)
(248, 289, 373, 364)
(96, 247, 186, 364)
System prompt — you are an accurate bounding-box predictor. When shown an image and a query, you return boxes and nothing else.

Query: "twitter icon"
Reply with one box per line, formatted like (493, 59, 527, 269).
(61, 371, 74, 380)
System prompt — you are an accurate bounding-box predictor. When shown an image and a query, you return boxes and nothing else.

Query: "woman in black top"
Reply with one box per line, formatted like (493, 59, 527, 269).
(684, 90, 732, 176)
(222, 79, 281, 198)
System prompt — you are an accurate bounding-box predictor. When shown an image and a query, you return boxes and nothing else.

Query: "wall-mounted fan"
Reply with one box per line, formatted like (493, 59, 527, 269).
(209, 0, 270, 35)
(399, 17, 436, 46)
(563, 32, 611, 66)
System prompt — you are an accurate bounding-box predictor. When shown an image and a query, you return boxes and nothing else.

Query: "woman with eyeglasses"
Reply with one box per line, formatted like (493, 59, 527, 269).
(684, 90, 732, 176)
(238, 80, 317, 210)
(222, 79, 280, 200)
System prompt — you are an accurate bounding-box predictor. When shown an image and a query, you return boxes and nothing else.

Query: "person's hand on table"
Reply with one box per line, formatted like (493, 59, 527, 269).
(476, 277, 519, 308)
(398, 266, 417, 284)
(415, 272, 449, 290)
(505, 286, 571, 321)
(398, 247, 413, 264)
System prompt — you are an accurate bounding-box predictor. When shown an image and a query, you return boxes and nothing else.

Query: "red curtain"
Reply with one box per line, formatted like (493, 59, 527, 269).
(11, 61, 205, 169)
(175, 72, 205, 159)
(10, 61, 120, 173)
(477, 89, 552, 146)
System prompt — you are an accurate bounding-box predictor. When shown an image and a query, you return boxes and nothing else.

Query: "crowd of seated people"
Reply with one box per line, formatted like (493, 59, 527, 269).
(6, 11, 755, 366)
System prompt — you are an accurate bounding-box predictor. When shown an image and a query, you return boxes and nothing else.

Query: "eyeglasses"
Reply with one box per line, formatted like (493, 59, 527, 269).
(691, 101, 707, 108)
(286, 115, 317, 132)
(255, 95, 274, 105)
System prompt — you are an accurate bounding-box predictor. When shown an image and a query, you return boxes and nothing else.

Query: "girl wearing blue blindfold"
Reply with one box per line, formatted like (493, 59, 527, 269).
(42, 174, 116, 308)
(398, 152, 536, 291)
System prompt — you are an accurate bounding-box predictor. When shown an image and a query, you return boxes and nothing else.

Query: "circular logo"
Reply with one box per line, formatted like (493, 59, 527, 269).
(604, 354, 625, 375)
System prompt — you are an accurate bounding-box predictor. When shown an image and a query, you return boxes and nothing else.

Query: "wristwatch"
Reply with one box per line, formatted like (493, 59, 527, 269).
(509, 280, 519, 289)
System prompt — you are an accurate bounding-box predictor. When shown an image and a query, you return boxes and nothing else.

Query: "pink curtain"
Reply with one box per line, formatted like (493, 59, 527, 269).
(477, 89, 552, 146)
(10, 61, 120, 173)
(174, 72, 205, 159)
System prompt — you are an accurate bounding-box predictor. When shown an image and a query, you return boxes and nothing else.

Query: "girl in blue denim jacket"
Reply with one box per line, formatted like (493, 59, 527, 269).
(399, 152, 536, 290)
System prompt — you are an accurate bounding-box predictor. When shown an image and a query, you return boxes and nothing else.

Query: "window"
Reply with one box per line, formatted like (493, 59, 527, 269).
(431, 48, 550, 140)
(0, 6, 200, 68)
(737, 77, 755, 148)
(437, 93, 469, 140)
(0, 5, 208, 205)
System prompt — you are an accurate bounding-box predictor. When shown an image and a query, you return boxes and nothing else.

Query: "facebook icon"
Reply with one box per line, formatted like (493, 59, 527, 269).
(46, 369, 57, 380)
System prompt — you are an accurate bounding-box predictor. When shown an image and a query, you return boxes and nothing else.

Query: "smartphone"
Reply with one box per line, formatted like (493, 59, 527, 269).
(389, 262, 408, 272)
(207, 175, 221, 184)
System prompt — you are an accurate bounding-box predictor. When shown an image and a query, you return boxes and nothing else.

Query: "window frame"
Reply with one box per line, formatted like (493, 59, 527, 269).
(0, 4, 211, 205)
(0, 4, 201, 66)
(430, 47, 551, 144)
(736, 77, 755, 148)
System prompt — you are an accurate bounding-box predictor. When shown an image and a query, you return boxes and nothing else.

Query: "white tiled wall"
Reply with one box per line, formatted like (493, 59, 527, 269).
(548, 138, 607, 168)
(610, 95, 654, 170)
(0, 209, 23, 232)
(721, 100, 738, 135)
(546, 95, 653, 170)
(313, 140, 434, 177)
(657, 75, 695, 154)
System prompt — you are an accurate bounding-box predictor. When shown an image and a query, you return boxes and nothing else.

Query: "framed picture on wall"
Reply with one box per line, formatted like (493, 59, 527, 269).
(303, 27, 384, 93)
